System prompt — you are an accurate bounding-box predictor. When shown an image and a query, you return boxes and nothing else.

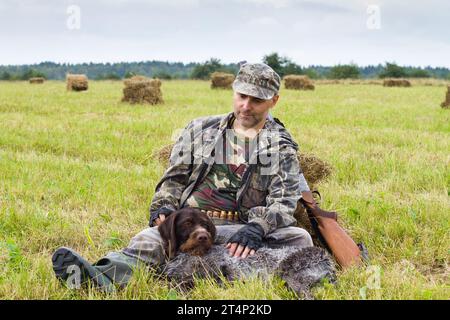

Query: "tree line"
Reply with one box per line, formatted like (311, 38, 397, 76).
(1, 54, 449, 81)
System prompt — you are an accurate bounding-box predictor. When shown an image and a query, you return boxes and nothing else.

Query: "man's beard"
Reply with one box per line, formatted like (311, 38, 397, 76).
(234, 111, 263, 128)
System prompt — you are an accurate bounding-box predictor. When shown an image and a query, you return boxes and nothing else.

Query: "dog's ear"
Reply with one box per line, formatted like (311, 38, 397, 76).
(158, 212, 179, 259)
(205, 217, 216, 242)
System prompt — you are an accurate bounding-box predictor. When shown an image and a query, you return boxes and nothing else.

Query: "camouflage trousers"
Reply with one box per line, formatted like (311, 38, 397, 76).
(95, 225, 313, 286)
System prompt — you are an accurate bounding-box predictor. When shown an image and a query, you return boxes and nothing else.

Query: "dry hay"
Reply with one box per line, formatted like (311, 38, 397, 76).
(383, 78, 412, 87)
(284, 75, 315, 90)
(441, 86, 450, 109)
(122, 76, 163, 105)
(29, 77, 45, 84)
(210, 72, 235, 89)
(66, 74, 88, 91)
(293, 154, 333, 246)
(297, 153, 332, 187)
(154, 143, 174, 165)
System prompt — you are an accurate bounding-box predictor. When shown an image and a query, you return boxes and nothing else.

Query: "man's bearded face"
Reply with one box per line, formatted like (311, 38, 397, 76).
(233, 92, 277, 129)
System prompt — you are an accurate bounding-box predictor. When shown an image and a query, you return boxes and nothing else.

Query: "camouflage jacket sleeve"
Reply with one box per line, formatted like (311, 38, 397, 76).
(246, 147, 302, 235)
(148, 122, 194, 226)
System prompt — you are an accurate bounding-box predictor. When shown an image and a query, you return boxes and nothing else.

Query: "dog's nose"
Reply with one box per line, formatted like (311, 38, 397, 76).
(197, 234, 208, 242)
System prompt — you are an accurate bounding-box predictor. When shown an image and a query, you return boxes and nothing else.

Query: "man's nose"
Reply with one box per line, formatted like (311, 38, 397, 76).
(241, 97, 252, 110)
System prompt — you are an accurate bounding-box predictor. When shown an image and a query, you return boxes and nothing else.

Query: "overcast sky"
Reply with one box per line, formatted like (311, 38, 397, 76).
(0, 0, 449, 67)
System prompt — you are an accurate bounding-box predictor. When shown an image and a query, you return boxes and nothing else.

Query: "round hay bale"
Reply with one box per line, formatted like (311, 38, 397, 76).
(383, 78, 411, 87)
(122, 76, 163, 105)
(297, 153, 332, 187)
(284, 75, 315, 90)
(29, 77, 45, 84)
(153, 143, 174, 165)
(210, 72, 235, 89)
(441, 86, 450, 109)
(66, 74, 88, 91)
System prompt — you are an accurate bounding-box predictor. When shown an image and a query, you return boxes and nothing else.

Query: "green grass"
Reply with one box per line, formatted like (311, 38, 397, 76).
(0, 80, 448, 299)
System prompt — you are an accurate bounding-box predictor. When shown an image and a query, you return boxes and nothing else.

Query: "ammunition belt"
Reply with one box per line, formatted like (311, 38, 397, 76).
(200, 209, 240, 222)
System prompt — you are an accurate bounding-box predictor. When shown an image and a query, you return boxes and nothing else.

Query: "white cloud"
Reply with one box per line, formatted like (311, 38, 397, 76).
(0, 0, 448, 67)
(97, 0, 201, 7)
(247, 16, 280, 27)
(238, 0, 292, 9)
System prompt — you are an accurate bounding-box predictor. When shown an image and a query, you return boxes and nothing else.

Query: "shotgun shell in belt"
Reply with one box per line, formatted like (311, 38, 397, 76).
(213, 211, 220, 218)
(227, 211, 234, 220)
(220, 211, 227, 219)
(234, 212, 239, 221)
(207, 210, 213, 217)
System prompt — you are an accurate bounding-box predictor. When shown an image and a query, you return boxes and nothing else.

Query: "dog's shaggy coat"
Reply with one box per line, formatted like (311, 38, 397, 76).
(164, 245, 336, 299)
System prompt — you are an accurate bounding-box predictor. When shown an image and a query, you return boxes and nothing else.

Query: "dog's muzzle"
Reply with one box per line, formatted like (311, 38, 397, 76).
(179, 226, 214, 256)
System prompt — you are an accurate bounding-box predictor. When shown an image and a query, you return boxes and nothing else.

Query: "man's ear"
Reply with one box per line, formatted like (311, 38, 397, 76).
(158, 212, 179, 259)
(270, 95, 279, 108)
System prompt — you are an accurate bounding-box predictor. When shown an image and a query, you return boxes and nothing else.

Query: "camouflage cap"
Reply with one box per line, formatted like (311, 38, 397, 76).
(232, 63, 281, 100)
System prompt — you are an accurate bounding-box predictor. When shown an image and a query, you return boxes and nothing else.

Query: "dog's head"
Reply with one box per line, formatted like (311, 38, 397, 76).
(158, 208, 216, 259)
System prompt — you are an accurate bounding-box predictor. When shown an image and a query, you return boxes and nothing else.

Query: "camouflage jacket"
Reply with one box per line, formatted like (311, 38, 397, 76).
(149, 112, 309, 235)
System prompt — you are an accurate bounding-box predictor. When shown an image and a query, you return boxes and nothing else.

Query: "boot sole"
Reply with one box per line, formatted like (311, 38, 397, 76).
(52, 247, 114, 292)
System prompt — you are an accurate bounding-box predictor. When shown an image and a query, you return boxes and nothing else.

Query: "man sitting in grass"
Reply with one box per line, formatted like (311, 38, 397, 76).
(52, 63, 314, 292)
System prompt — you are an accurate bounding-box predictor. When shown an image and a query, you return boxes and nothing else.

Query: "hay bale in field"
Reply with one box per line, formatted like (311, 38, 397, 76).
(29, 77, 45, 84)
(154, 143, 174, 165)
(66, 74, 88, 91)
(210, 72, 235, 89)
(441, 86, 450, 109)
(298, 153, 332, 187)
(284, 75, 315, 90)
(122, 76, 163, 105)
(383, 78, 411, 87)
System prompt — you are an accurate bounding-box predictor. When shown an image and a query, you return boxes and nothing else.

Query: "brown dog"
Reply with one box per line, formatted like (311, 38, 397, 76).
(158, 208, 216, 259)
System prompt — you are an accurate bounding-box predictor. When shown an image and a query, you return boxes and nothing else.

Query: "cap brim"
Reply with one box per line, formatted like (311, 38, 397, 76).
(232, 80, 276, 100)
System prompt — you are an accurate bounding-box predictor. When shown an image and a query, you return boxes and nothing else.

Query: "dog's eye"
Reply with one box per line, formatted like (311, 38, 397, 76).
(183, 221, 192, 227)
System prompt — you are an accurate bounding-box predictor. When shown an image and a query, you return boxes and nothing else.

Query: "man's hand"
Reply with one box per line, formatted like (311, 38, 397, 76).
(226, 243, 255, 259)
(226, 223, 264, 259)
(154, 214, 166, 226)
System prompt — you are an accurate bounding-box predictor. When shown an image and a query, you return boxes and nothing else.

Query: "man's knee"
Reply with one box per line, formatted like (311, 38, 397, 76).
(214, 224, 246, 244)
(266, 226, 314, 248)
(122, 227, 166, 265)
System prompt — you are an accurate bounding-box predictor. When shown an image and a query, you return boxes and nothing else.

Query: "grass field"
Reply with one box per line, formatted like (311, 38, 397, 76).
(0, 80, 448, 300)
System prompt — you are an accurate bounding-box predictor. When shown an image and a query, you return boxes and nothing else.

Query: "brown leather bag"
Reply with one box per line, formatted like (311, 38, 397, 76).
(300, 191, 365, 269)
